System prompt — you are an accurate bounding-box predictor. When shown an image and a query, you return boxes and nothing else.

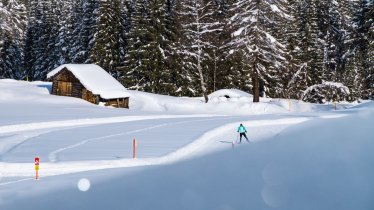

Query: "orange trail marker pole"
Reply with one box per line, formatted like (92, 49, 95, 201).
(133, 138, 136, 159)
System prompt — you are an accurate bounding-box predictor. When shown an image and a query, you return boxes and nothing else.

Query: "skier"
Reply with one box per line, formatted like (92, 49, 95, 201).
(237, 123, 249, 143)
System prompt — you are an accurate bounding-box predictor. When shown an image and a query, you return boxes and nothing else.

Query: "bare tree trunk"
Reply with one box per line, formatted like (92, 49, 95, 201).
(197, 43, 209, 103)
(213, 49, 217, 92)
(252, 5, 260, 103)
(195, 1, 208, 103)
(252, 68, 260, 102)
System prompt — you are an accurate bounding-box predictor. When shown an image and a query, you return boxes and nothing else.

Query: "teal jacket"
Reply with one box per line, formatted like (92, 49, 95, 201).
(237, 125, 247, 133)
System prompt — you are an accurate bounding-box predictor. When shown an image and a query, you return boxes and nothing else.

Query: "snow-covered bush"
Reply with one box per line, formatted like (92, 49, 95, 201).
(302, 81, 350, 103)
(208, 89, 251, 102)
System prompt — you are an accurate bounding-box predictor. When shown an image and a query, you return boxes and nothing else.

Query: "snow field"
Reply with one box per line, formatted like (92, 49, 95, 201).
(0, 79, 372, 210)
(0, 116, 312, 177)
(1, 107, 373, 210)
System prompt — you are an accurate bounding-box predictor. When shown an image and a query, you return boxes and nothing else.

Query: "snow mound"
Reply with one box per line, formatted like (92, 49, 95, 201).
(0, 79, 50, 101)
(349, 101, 374, 110)
(208, 89, 252, 102)
(0, 79, 90, 107)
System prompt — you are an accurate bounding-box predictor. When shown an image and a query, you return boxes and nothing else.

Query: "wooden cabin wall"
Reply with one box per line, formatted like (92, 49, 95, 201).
(103, 98, 129, 108)
(51, 69, 81, 96)
(51, 68, 86, 100)
(50, 68, 128, 108)
(123, 98, 129, 108)
(82, 88, 99, 104)
(51, 80, 59, 95)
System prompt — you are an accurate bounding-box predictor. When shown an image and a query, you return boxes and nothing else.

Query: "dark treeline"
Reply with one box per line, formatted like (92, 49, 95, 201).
(0, 0, 373, 103)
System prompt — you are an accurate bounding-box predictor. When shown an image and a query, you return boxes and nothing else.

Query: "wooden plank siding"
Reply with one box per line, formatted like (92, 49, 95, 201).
(51, 68, 84, 99)
(49, 67, 129, 108)
(101, 98, 129, 108)
(82, 88, 99, 104)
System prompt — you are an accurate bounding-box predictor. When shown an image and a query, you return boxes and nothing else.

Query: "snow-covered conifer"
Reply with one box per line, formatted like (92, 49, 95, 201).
(120, 0, 177, 94)
(229, 0, 289, 102)
(0, 0, 26, 79)
(90, 0, 122, 77)
(70, 0, 99, 64)
(179, 0, 223, 102)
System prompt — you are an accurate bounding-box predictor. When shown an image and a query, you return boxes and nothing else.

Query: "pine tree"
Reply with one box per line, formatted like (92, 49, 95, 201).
(118, 0, 132, 79)
(179, 0, 222, 102)
(229, 0, 288, 102)
(0, 34, 14, 79)
(0, 0, 27, 79)
(204, 0, 230, 92)
(24, 0, 47, 80)
(52, 0, 73, 66)
(297, 0, 324, 91)
(70, 0, 99, 64)
(120, 0, 149, 90)
(318, 0, 358, 84)
(43, 0, 64, 74)
(121, 0, 174, 94)
(0, 40, 5, 78)
(69, 0, 85, 63)
(0, 34, 25, 79)
(366, 0, 373, 99)
(23, 9, 35, 80)
(350, 0, 373, 99)
(0, 0, 27, 39)
(23, 0, 66, 80)
(148, 0, 176, 94)
(283, 0, 307, 99)
(221, 0, 249, 92)
(90, 0, 122, 76)
(163, 0, 188, 96)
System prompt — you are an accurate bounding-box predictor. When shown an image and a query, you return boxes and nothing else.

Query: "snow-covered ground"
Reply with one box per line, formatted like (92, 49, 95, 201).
(0, 79, 372, 210)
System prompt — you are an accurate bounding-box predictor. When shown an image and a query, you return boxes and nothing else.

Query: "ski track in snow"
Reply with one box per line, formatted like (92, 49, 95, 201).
(0, 114, 220, 135)
(0, 178, 34, 186)
(0, 132, 48, 160)
(0, 114, 222, 162)
(47, 125, 167, 162)
(48, 117, 239, 162)
(0, 116, 318, 183)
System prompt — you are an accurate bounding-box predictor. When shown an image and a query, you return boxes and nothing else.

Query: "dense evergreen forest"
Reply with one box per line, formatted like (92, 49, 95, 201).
(0, 0, 373, 103)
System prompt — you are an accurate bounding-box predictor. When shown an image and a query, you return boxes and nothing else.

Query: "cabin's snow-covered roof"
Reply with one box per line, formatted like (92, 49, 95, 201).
(47, 64, 130, 99)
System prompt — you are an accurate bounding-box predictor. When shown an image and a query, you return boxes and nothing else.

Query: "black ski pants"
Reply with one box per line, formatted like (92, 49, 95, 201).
(239, 132, 249, 142)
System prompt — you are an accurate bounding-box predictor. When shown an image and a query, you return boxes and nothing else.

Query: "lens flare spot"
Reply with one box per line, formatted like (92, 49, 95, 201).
(77, 178, 91, 192)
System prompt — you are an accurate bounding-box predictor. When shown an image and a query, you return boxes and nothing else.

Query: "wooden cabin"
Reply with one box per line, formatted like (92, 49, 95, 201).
(47, 64, 129, 108)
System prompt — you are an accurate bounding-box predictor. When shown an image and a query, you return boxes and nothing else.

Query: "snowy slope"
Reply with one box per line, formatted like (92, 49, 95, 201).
(0, 79, 372, 210)
(0, 102, 373, 210)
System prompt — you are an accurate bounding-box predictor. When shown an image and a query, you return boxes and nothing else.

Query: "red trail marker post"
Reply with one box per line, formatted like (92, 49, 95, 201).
(34, 156, 40, 180)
